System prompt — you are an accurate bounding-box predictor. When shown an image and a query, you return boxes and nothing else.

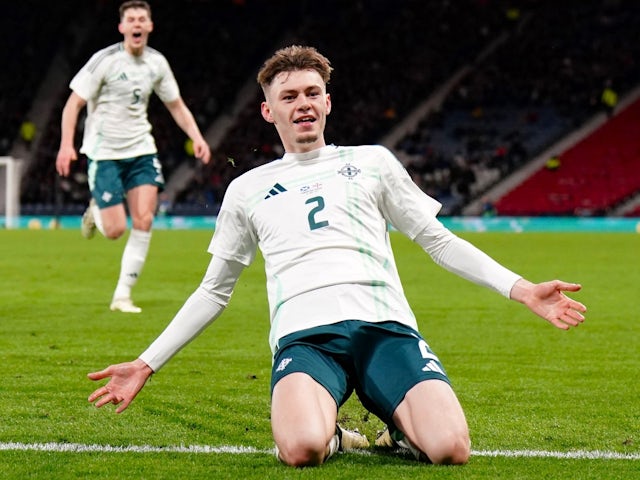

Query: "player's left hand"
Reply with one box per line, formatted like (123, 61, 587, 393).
(193, 139, 211, 164)
(511, 279, 587, 330)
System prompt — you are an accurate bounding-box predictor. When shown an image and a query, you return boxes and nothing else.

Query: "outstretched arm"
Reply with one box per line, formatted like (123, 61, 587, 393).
(509, 279, 586, 330)
(415, 220, 586, 328)
(87, 256, 245, 413)
(85, 288, 223, 414)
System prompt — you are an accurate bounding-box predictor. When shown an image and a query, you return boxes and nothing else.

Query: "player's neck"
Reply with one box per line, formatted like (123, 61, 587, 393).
(285, 139, 326, 155)
(124, 43, 145, 57)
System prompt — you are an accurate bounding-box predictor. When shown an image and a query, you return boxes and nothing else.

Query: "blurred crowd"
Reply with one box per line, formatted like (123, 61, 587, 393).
(395, 1, 639, 213)
(3, 0, 639, 216)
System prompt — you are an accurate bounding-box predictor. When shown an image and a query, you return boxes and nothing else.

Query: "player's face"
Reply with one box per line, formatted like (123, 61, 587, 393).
(261, 69, 331, 153)
(118, 7, 153, 56)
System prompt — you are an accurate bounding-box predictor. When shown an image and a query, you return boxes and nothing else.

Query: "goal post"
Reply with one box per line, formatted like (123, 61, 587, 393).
(0, 156, 22, 229)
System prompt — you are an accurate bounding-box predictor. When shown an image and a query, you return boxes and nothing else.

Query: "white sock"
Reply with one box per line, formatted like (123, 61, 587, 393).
(396, 435, 429, 462)
(324, 433, 340, 461)
(92, 201, 105, 236)
(113, 229, 152, 300)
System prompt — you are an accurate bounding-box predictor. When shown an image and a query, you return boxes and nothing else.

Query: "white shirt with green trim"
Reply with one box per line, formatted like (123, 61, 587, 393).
(209, 144, 444, 352)
(139, 144, 521, 370)
(70, 42, 180, 160)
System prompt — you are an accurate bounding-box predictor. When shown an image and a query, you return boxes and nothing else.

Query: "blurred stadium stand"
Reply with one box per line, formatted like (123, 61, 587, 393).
(2, 0, 640, 218)
(494, 96, 640, 216)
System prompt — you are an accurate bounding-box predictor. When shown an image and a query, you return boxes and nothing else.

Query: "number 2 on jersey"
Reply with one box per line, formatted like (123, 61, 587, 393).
(305, 196, 329, 230)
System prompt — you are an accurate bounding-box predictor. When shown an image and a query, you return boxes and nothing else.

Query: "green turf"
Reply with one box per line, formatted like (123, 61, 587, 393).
(0, 229, 638, 478)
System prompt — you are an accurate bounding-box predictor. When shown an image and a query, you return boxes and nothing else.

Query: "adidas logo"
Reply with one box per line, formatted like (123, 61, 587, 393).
(422, 360, 445, 375)
(118, 72, 128, 81)
(264, 183, 287, 199)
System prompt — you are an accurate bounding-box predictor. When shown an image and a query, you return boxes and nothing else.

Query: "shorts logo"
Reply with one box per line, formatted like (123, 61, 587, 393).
(101, 191, 113, 203)
(275, 357, 292, 372)
(418, 339, 445, 375)
(422, 360, 445, 375)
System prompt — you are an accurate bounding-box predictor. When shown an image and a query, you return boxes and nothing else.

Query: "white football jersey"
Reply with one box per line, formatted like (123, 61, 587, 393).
(209, 145, 443, 352)
(70, 42, 180, 160)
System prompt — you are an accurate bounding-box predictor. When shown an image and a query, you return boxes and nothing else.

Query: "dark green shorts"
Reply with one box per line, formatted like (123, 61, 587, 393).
(271, 320, 450, 427)
(87, 154, 165, 208)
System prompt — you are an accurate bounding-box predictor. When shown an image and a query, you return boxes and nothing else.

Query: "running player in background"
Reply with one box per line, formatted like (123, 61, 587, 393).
(55, 0, 211, 313)
(86, 45, 586, 466)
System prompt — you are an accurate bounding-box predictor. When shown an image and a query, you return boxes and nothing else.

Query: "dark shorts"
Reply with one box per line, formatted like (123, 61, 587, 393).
(87, 154, 164, 208)
(270, 320, 450, 427)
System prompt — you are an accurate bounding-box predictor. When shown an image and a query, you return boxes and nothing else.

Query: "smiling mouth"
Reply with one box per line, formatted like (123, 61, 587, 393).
(294, 117, 315, 124)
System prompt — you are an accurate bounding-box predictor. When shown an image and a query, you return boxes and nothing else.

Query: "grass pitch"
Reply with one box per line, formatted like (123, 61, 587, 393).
(0, 228, 638, 479)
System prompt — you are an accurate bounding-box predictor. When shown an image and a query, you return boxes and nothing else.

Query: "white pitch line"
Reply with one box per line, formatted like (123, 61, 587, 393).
(0, 443, 266, 454)
(0, 443, 638, 460)
(471, 449, 640, 461)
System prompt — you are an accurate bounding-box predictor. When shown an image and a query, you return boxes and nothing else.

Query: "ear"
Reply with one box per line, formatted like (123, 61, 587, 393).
(118, 22, 124, 34)
(326, 93, 332, 116)
(148, 21, 154, 33)
(261, 101, 275, 124)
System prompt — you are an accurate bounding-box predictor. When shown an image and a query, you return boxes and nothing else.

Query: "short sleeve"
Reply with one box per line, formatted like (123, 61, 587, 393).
(153, 54, 180, 103)
(69, 53, 105, 101)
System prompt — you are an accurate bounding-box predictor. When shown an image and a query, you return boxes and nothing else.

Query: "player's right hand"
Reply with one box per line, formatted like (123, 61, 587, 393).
(87, 359, 154, 413)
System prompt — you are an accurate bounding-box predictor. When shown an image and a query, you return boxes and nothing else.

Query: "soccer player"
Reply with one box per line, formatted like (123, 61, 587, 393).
(87, 46, 586, 466)
(55, 1, 211, 313)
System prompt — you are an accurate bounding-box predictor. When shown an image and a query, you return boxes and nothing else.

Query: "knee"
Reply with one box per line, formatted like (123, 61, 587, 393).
(276, 435, 327, 467)
(427, 432, 470, 465)
(131, 212, 154, 232)
(103, 223, 126, 239)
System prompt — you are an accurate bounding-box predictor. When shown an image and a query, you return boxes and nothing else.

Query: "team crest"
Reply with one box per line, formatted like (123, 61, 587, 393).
(337, 163, 361, 179)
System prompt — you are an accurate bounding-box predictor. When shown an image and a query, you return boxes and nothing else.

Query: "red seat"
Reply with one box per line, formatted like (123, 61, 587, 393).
(496, 99, 640, 216)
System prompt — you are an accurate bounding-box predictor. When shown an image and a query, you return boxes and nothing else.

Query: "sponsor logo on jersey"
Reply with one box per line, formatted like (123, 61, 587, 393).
(299, 182, 323, 195)
(264, 183, 287, 199)
(337, 163, 361, 179)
